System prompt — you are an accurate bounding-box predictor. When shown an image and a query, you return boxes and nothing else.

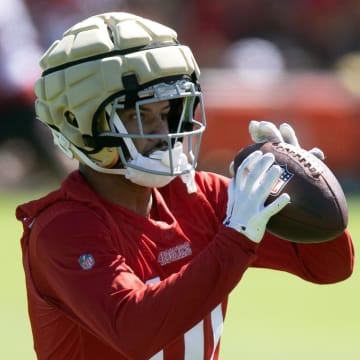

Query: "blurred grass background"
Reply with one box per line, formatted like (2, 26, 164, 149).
(0, 188, 358, 359)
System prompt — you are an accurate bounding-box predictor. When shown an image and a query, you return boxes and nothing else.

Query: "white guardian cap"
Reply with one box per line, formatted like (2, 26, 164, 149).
(35, 12, 206, 190)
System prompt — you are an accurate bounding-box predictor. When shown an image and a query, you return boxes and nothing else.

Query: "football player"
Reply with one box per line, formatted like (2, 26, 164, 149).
(16, 12, 354, 360)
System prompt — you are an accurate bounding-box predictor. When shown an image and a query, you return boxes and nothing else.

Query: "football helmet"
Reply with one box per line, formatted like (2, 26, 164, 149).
(34, 12, 205, 190)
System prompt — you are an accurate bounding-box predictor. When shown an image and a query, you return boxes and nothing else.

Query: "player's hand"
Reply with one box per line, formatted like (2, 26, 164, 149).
(249, 120, 325, 160)
(223, 150, 290, 243)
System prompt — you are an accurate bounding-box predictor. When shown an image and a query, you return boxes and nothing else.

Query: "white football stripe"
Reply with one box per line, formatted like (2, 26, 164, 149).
(184, 320, 204, 360)
(210, 304, 224, 360)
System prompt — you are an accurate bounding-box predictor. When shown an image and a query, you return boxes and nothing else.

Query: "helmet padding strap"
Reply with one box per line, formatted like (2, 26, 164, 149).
(105, 104, 139, 160)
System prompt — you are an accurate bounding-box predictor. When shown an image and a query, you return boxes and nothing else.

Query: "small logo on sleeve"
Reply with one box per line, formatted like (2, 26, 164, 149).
(78, 254, 95, 270)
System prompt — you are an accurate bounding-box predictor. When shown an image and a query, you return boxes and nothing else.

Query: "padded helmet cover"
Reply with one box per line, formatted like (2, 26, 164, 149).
(34, 12, 201, 167)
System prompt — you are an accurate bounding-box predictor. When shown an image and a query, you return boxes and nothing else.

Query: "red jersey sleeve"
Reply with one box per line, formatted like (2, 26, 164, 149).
(253, 230, 354, 284)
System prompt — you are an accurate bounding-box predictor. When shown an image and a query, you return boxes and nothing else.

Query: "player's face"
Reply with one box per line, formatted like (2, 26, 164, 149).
(117, 100, 171, 156)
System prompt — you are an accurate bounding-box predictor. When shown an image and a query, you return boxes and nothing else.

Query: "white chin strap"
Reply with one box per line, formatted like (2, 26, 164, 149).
(125, 142, 196, 192)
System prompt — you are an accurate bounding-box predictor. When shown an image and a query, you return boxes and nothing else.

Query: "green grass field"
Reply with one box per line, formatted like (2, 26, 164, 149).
(1, 188, 359, 359)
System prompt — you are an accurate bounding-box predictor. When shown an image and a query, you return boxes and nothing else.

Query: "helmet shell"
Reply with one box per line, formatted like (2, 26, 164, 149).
(35, 12, 200, 165)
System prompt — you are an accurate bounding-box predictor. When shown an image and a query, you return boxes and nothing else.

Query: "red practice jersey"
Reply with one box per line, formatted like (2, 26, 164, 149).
(16, 171, 354, 359)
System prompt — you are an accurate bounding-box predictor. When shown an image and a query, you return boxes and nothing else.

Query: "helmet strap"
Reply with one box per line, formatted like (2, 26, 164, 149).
(105, 104, 139, 160)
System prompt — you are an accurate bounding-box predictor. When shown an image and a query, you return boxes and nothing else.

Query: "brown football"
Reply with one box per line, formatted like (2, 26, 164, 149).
(233, 142, 348, 243)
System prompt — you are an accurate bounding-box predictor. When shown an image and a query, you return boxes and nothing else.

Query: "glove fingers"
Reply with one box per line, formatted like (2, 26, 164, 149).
(263, 193, 291, 219)
(235, 150, 263, 188)
(249, 120, 284, 143)
(309, 147, 325, 160)
(241, 153, 275, 194)
(256, 162, 282, 200)
(279, 123, 300, 147)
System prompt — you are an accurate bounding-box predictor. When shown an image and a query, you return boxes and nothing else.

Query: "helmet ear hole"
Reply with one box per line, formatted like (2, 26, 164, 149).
(64, 111, 78, 127)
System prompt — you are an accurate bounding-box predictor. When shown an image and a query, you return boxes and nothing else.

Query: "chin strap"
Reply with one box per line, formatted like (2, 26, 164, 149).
(125, 142, 197, 193)
(180, 168, 197, 193)
(106, 104, 139, 159)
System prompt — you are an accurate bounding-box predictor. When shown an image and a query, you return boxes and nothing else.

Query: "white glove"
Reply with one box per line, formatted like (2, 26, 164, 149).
(249, 120, 325, 160)
(224, 150, 290, 243)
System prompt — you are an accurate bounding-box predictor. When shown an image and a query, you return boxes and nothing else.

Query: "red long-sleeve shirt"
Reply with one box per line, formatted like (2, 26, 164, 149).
(16, 170, 354, 359)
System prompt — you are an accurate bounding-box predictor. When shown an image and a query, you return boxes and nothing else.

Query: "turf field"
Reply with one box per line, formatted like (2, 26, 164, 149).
(1, 187, 359, 359)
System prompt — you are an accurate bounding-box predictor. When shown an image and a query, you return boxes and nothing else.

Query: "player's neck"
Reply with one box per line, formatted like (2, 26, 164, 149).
(79, 165, 153, 217)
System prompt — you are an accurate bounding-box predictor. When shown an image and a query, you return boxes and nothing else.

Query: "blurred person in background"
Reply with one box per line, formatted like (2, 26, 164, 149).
(16, 12, 354, 359)
(0, 0, 76, 184)
(0, 0, 46, 184)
